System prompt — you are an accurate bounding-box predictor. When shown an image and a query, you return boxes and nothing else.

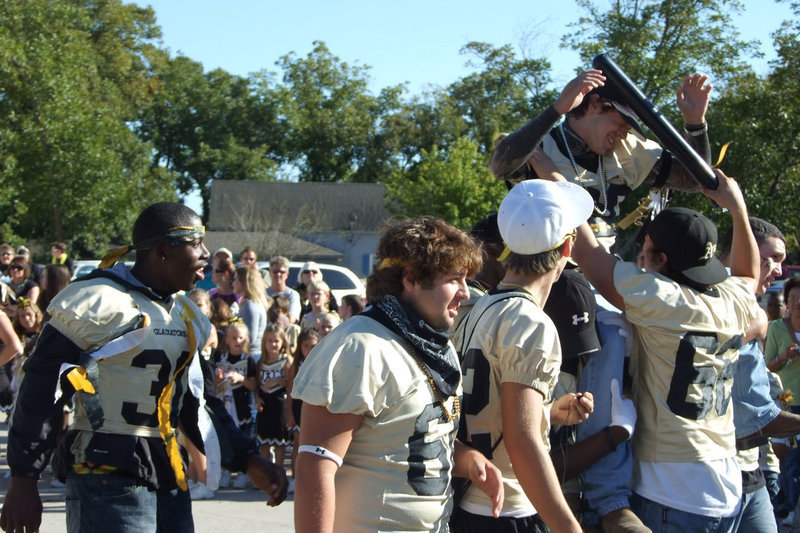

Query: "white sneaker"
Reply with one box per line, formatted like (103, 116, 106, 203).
(218, 470, 232, 488)
(782, 511, 795, 526)
(233, 473, 251, 489)
(189, 481, 215, 500)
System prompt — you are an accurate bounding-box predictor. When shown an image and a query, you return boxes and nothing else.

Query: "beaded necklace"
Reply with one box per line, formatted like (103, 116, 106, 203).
(558, 122, 609, 216)
(404, 341, 460, 422)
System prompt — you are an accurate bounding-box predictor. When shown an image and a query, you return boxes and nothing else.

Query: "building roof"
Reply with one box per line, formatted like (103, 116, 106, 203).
(208, 181, 392, 233)
(203, 230, 343, 262)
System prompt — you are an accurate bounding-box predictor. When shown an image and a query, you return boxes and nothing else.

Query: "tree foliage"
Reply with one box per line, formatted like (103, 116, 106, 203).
(564, 0, 758, 107)
(385, 137, 507, 230)
(0, 0, 172, 254)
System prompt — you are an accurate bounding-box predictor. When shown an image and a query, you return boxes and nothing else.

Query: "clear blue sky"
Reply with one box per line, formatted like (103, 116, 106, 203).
(139, 0, 794, 95)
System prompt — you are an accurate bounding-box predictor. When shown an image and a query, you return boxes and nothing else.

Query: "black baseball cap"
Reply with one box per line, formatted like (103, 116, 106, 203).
(544, 270, 601, 361)
(590, 84, 645, 136)
(647, 207, 728, 286)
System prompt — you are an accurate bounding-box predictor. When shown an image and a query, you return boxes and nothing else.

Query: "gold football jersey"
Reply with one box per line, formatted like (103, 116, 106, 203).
(49, 279, 209, 439)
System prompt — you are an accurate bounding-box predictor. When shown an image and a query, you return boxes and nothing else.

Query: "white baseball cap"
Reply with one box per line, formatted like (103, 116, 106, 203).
(498, 180, 594, 256)
(213, 247, 233, 259)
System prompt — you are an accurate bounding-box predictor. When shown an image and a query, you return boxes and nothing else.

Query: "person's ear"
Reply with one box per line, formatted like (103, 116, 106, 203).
(153, 241, 169, 261)
(562, 237, 574, 258)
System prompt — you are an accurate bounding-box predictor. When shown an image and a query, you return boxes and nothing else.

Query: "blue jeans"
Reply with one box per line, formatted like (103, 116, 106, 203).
(631, 493, 736, 533)
(576, 316, 632, 521)
(66, 474, 194, 533)
(731, 484, 778, 533)
(732, 340, 780, 439)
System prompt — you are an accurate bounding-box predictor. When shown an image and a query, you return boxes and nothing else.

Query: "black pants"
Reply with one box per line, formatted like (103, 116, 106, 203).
(450, 507, 550, 533)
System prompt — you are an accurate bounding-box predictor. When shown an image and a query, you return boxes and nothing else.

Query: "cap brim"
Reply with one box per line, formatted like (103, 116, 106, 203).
(555, 182, 596, 231)
(682, 257, 729, 286)
(610, 102, 645, 136)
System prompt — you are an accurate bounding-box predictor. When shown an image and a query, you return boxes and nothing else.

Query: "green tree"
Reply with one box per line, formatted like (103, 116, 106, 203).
(448, 42, 559, 154)
(139, 58, 282, 218)
(564, 0, 758, 108)
(385, 137, 507, 229)
(274, 41, 387, 182)
(0, 0, 172, 254)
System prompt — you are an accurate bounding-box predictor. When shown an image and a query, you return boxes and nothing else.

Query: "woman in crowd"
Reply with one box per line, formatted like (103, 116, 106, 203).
(37, 264, 71, 321)
(7, 256, 39, 307)
(232, 265, 271, 362)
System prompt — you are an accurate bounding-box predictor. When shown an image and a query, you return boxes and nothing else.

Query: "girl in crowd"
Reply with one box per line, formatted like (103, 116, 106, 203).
(255, 324, 292, 473)
(269, 295, 300, 354)
(286, 328, 320, 483)
(185, 289, 221, 500)
(233, 266, 270, 362)
(188, 289, 218, 357)
(213, 321, 257, 489)
(299, 280, 331, 331)
(209, 298, 234, 345)
(209, 258, 241, 315)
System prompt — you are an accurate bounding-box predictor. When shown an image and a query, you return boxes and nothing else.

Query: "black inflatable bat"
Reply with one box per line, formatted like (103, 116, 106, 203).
(592, 54, 718, 190)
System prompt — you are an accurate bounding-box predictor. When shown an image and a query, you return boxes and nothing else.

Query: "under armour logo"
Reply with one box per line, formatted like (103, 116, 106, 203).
(699, 241, 716, 262)
(316, 447, 327, 456)
(572, 312, 589, 325)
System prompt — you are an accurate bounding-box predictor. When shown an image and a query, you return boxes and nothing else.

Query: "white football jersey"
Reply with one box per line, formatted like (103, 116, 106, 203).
(293, 315, 460, 533)
(615, 262, 759, 462)
(456, 289, 561, 515)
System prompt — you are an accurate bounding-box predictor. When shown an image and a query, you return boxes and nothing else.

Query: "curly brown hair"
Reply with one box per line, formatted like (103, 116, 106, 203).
(366, 217, 481, 304)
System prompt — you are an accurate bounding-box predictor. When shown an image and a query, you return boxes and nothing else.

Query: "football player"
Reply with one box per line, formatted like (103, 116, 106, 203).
(1, 202, 287, 533)
(293, 216, 503, 533)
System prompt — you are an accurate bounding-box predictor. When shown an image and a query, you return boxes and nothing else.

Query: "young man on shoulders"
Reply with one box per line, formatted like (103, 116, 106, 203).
(293, 216, 503, 533)
(453, 180, 595, 532)
(572, 169, 760, 531)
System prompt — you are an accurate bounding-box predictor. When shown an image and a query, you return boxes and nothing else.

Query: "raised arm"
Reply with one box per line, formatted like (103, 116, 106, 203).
(489, 70, 606, 180)
(702, 169, 758, 291)
(646, 74, 713, 192)
(572, 221, 624, 311)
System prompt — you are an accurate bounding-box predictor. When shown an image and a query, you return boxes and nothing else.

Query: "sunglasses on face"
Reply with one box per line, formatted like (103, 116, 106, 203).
(272, 270, 287, 275)
(214, 269, 228, 274)
(9, 265, 23, 271)
(1, 252, 12, 256)
(303, 270, 319, 275)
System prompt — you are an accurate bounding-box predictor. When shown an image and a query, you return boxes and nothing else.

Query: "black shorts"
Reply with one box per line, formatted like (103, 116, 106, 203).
(449, 507, 550, 533)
